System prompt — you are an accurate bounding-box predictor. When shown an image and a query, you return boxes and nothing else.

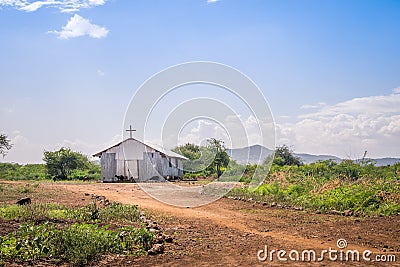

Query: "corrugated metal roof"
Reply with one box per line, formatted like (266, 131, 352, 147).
(92, 138, 188, 160)
(145, 142, 188, 160)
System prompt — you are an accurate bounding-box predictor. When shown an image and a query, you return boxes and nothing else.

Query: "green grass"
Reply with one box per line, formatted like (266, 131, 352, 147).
(0, 202, 141, 223)
(0, 222, 153, 266)
(309, 184, 400, 215)
(0, 201, 152, 266)
(0, 163, 48, 180)
(0, 162, 100, 181)
(227, 161, 400, 216)
(0, 183, 42, 203)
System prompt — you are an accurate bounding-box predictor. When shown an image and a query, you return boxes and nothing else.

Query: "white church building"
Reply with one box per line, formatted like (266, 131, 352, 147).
(93, 134, 186, 182)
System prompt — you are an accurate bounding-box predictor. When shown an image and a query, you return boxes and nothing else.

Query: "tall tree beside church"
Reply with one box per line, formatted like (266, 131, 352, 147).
(172, 143, 201, 161)
(43, 147, 91, 180)
(173, 140, 230, 177)
(207, 138, 230, 178)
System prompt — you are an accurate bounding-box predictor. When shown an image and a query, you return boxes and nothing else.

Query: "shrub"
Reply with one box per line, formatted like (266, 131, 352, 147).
(226, 160, 400, 216)
(0, 202, 141, 224)
(0, 163, 47, 180)
(50, 223, 151, 265)
(0, 222, 54, 262)
(0, 222, 153, 266)
(99, 202, 140, 222)
(0, 203, 62, 221)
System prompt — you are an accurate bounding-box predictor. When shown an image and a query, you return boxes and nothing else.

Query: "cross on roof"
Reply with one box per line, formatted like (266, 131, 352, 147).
(126, 125, 136, 139)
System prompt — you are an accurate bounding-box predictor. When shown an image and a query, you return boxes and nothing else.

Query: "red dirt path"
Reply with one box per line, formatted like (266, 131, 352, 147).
(1, 181, 399, 266)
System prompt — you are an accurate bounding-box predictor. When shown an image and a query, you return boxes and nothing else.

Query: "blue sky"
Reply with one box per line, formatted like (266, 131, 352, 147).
(1, 0, 399, 163)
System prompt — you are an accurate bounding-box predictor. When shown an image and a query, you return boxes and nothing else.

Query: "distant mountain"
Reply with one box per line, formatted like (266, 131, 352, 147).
(370, 158, 400, 166)
(227, 144, 274, 164)
(294, 153, 341, 164)
(295, 154, 400, 166)
(227, 145, 400, 166)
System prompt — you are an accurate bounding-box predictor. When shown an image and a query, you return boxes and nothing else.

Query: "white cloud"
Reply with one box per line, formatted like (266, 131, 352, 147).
(97, 69, 105, 76)
(300, 102, 326, 109)
(102, 134, 122, 148)
(300, 93, 400, 118)
(19, 1, 58, 12)
(276, 91, 400, 158)
(393, 87, 400, 94)
(0, 0, 24, 8)
(49, 14, 108, 39)
(0, 0, 106, 13)
(207, 0, 219, 3)
(97, 92, 400, 158)
(158, 114, 275, 151)
(177, 120, 230, 148)
(0, 129, 121, 164)
(0, 132, 42, 164)
(1, 1, 108, 38)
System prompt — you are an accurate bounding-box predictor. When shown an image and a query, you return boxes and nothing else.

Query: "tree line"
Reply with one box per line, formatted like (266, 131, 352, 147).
(4, 131, 392, 183)
(172, 139, 303, 179)
(0, 133, 99, 180)
(1, 131, 301, 181)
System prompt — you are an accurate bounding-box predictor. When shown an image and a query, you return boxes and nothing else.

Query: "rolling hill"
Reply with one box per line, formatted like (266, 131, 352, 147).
(227, 145, 399, 166)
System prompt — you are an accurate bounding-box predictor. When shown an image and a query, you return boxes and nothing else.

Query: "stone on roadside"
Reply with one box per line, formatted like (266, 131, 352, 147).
(148, 243, 164, 255)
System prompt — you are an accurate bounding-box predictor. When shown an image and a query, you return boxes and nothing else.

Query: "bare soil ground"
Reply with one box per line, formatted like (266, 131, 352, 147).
(1, 180, 399, 266)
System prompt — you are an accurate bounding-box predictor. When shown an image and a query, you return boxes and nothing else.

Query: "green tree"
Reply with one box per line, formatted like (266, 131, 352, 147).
(273, 145, 303, 166)
(173, 140, 230, 177)
(43, 147, 92, 180)
(172, 143, 201, 160)
(207, 138, 230, 178)
(0, 133, 12, 157)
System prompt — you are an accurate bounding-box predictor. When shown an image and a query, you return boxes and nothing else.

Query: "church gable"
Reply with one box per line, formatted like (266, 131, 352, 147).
(93, 135, 185, 182)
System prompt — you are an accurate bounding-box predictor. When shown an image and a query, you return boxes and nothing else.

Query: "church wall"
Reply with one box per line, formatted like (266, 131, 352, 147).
(99, 139, 184, 182)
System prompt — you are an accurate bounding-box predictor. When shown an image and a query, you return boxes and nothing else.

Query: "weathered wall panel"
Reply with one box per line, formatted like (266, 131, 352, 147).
(101, 153, 116, 182)
(138, 152, 164, 181)
(98, 139, 184, 182)
(126, 160, 138, 180)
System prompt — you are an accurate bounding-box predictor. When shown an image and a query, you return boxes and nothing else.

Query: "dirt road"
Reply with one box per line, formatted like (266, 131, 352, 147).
(40, 182, 399, 266)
